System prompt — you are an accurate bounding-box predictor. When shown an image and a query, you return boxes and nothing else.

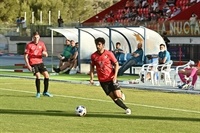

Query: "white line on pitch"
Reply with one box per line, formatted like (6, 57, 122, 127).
(0, 87, 200, 114)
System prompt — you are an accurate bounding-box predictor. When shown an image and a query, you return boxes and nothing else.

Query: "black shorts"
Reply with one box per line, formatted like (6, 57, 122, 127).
(100, 81, 120, 95)
(31, 63, 48, 75)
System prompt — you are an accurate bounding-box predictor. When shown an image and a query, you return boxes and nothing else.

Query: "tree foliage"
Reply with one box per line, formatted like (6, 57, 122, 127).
(0, 0, 113, 26)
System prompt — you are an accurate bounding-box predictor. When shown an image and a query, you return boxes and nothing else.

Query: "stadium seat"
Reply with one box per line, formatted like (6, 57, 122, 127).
(139, 63, 158, 85)
(140, 60, 173, 86)
(137, 8, 143, 15)
(144, 8, 149, 15)
(179, 1, 183, 6)
(183, 0, 188, 5)
(173, 61, 191, 87)
(181, 6, 186, 11)
(157, 60, 173, 85)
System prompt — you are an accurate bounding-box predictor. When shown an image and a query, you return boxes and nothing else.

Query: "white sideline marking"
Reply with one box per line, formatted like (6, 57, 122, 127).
(0, 87, 200, 114)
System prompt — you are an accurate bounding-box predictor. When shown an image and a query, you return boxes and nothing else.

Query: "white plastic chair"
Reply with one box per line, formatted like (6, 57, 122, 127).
(173, 60, 193, 87)
(156, 60, 173, 85)
(139, 63, 158, 85)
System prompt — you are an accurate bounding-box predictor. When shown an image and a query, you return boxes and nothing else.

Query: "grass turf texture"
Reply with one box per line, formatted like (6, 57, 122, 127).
(0, 77, 200, 133)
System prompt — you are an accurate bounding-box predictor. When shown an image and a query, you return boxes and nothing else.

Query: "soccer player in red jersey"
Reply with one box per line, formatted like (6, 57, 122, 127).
(90, 37, 131, 115)
(24, 31, 53, 98)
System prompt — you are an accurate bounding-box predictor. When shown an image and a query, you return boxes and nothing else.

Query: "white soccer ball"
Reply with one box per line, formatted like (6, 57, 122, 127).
(75, 105, 87, 116)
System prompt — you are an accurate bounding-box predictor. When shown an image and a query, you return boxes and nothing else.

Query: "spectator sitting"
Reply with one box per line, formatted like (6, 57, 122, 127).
(144, 43, 171, 81)
(162, 3, 170, 14)
(53, 40, 78, 74)
(69, 40, 79, 74)
(178, 60, 198, 90)
(158, 43, 171, 65)
(152, 0, 159, 11)
(165, 9, 172, 19)
(142, 0, 149, 8)
(74, 42, 80, 73)
(157, 43, 171, 76)
(170, 7, 181, 18)
(118, 42, 143, 76)
(113, 42, 125, 62)
(57, 39, 72, 67)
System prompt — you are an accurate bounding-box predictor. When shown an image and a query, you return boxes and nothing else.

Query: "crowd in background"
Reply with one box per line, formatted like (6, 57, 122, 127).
(53, 39, 79, 74)
(100, 0, 199, 25)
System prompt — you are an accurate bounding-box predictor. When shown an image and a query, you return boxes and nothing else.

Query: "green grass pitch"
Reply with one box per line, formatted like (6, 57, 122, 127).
(0, 75, 200, 133)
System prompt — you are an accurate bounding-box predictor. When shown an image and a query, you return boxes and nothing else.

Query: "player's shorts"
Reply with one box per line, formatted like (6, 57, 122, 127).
(31, 63, 48, 75)
(100, 81, 120, 95)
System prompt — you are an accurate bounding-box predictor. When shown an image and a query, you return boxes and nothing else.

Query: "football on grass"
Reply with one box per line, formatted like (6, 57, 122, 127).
(75, 105, 87, 116)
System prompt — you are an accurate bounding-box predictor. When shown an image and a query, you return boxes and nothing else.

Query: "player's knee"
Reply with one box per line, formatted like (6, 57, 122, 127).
(35, 73, 40, 79)
(43, 72, 49, 78)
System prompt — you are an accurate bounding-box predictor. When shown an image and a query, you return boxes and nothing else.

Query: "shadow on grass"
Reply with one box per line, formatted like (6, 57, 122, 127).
(0, 109, 199, 122)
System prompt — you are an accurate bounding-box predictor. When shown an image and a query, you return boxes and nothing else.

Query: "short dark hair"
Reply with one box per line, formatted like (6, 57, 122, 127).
(116, 42, 121, 45)
(160, 44, 165, 47)
(33, 31, 39, 36)
(95, 37, 105, 45)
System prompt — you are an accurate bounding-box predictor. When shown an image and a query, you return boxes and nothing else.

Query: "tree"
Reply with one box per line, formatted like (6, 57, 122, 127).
(0, 0, 19, 24)
(0, 0, 112, 25)
(63, 0, 94, 24)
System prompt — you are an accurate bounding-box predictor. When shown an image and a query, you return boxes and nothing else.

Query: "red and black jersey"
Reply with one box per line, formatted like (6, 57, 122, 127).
(25, 41, 46, 65)
(91, 50, 117, 82)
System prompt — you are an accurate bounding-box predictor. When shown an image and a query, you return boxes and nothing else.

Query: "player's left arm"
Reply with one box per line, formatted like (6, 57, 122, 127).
(113, 61, 119, 82)
(110, 52, 119, 82)
(42, 43, 48, 57)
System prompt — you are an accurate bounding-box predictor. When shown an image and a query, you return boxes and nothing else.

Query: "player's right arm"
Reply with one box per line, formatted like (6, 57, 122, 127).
(24, 44, 32, 71)
(24, 53, 32, 71)
(90, 55, 95, 84)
